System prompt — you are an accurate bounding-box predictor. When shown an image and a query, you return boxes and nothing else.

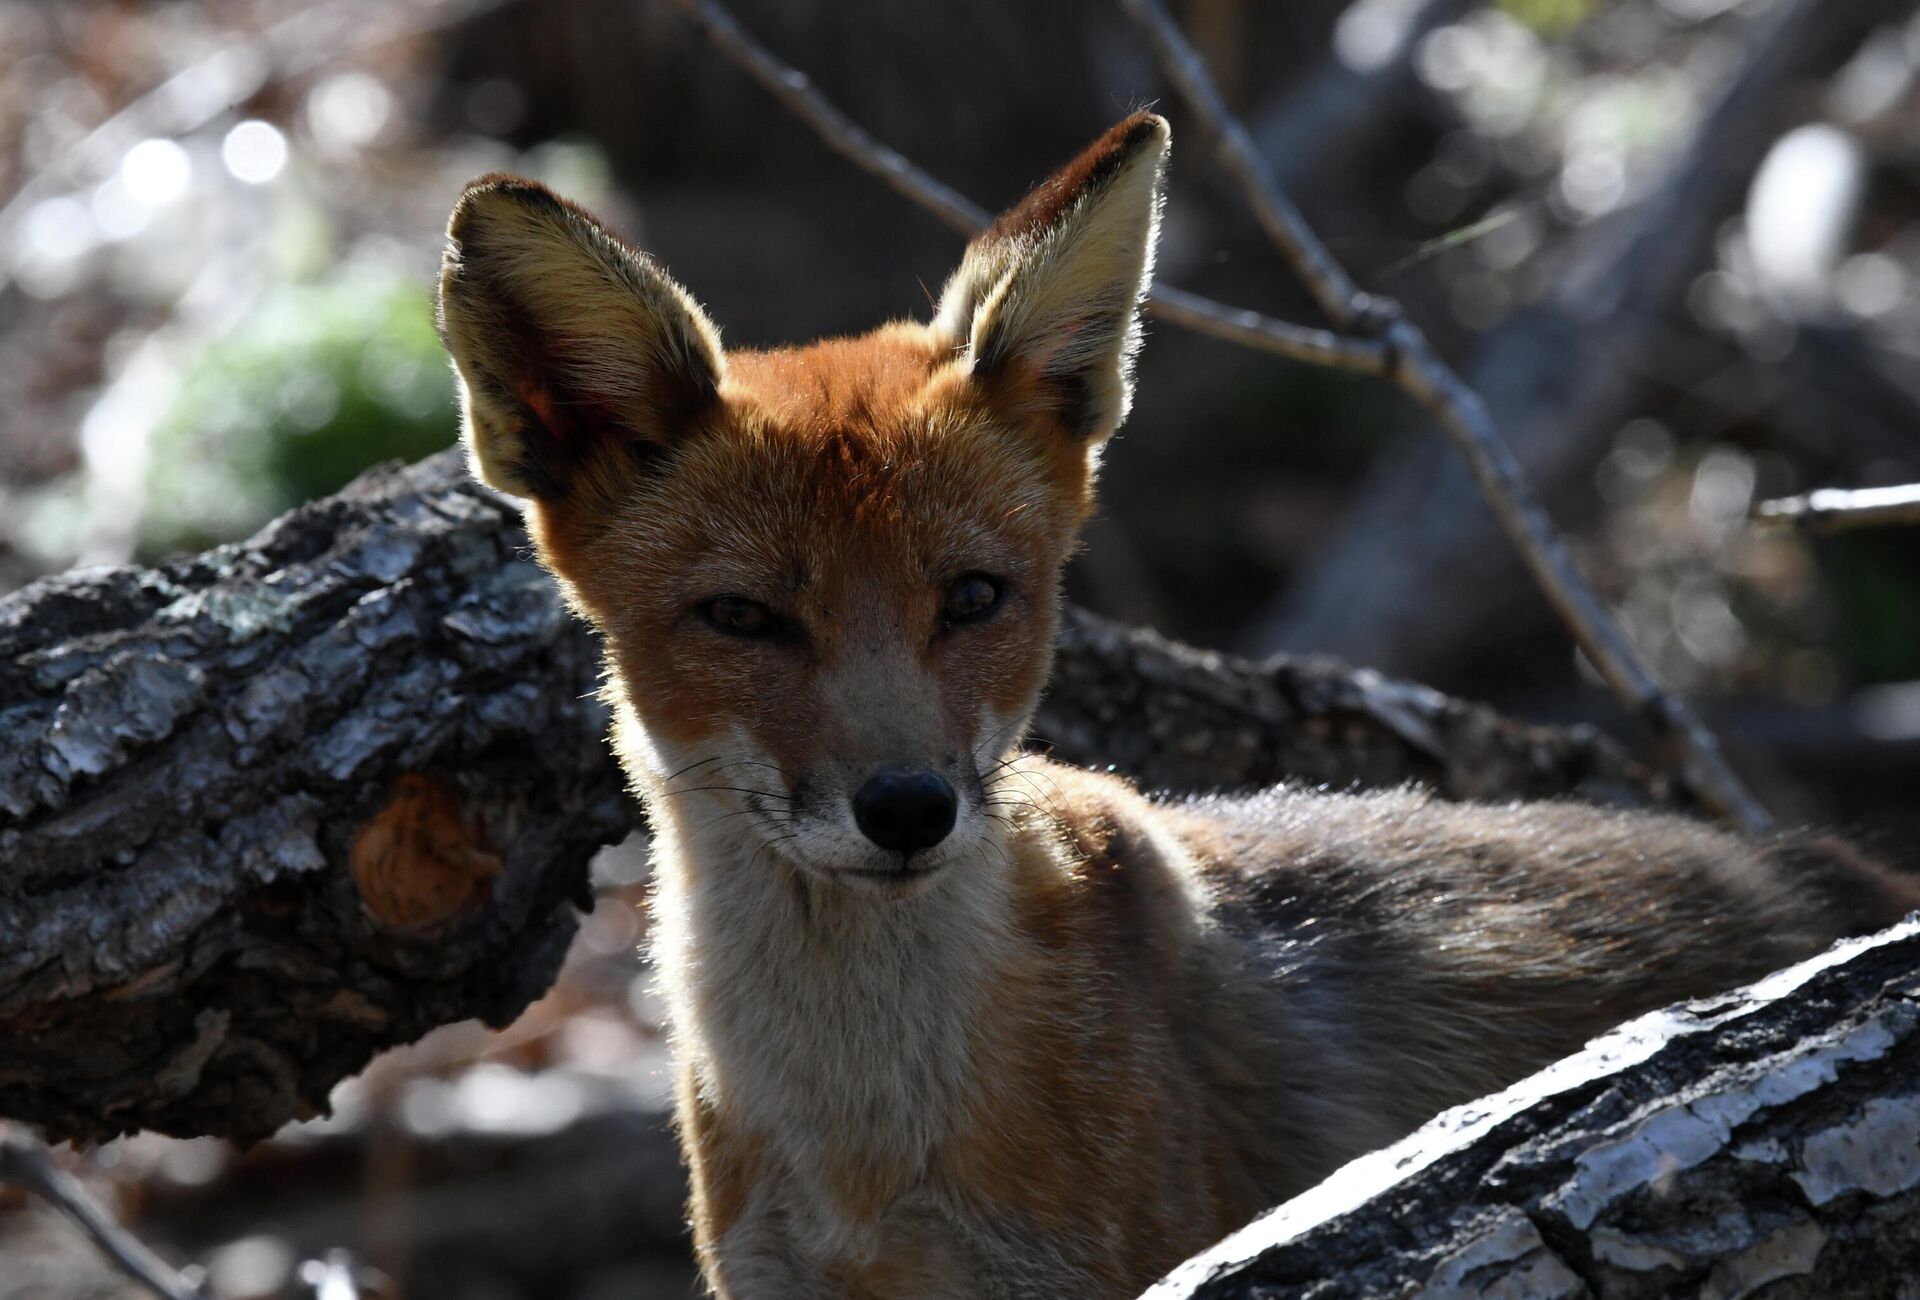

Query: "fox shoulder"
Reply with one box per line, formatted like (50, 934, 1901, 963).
(1007, 759, 1215, 987)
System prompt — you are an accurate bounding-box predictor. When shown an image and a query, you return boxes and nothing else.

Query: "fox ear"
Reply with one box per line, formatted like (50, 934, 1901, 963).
(436, 175, 724, 500)
(933, 112, 1169, 442)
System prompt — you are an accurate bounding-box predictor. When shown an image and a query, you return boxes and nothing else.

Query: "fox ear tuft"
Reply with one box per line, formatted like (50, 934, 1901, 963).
(436, 175, 724, 500)
(933, 112, 1169, 442)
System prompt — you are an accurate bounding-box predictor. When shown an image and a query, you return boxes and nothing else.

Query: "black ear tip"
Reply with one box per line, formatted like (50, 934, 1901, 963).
(1118, 111, 1170, 148)
(1102, 111, 1171, 166)
(980, 112, 1170, 245)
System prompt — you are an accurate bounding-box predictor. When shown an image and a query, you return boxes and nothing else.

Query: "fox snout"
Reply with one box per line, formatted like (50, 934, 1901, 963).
(851, 766, 959, 854)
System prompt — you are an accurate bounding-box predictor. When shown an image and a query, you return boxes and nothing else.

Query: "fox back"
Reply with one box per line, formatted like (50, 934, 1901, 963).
(437, 115, 1916, 1299)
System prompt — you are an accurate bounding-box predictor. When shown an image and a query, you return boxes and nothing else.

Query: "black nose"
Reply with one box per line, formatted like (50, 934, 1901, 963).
(851, 767, 958, 854)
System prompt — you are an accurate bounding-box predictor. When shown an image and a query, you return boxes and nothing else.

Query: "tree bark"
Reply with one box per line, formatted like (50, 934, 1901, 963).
(0, 449, 1666, 1147)
(0, 452, 628, 1147)
(1146, 917, 1920, 1299)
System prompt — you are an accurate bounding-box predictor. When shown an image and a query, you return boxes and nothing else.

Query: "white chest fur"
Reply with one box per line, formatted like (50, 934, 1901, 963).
(648, 805, 1019, 1255)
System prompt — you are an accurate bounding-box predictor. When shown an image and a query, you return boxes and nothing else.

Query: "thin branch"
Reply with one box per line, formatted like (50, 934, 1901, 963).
(1118, 0, 1773, 836)
(667, 0, 983, 236)
(1119, 0, 1374, 331)
(0, 1126, 212, 1300)
(1754, 484, 1920, 534)
(1147, 284, 1393, 373)
(669, 0, 1390, 374)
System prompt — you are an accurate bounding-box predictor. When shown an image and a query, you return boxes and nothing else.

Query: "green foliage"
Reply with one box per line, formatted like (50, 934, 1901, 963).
(1498, 0, 1593, 37)
(144, 271, 456, 556)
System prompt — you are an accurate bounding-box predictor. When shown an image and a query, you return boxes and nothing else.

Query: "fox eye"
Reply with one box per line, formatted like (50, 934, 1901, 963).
(942, 574, 1004, 625)
(700, 596, 777, 638)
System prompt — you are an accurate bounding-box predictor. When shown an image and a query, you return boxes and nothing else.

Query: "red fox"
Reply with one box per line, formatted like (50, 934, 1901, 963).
(436, 113, 1916, 1298)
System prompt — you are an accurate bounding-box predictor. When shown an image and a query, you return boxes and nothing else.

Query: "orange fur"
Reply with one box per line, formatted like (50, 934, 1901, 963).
(437, 115, 1916, 1299)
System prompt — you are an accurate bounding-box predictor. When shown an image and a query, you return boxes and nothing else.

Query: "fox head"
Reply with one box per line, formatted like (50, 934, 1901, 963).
(437, 113, 1167, 897)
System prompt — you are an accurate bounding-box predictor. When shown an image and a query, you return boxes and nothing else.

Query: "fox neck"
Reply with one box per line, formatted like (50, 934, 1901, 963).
(631, 718, 1031, 1230)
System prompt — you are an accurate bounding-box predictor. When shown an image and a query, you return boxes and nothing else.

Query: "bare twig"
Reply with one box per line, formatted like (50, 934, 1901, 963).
(0, 1126, 375, 1300)
(666, 0, 983, 235)
(0, 1125, 211, 1300)
(1754, 484, 1920, 534)
(669, 0, 1390, 373)
(1118, 0, 1772, 836)
(1147, 284, 1392, 373)
(1118, 0, 1374, 332)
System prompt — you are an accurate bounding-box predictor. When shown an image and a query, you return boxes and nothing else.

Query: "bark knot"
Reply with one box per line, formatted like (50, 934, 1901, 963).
(350, 773, 502, 931)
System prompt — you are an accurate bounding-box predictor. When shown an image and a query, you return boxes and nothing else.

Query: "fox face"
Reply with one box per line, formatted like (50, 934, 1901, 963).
(438, 114, 1168, 896)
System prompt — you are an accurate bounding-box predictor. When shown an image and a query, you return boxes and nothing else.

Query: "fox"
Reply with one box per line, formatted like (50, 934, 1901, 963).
(434, 112, 1917, 1299)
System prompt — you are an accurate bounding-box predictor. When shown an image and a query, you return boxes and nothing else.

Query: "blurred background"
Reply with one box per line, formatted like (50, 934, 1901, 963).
(1, 0, 1917, 1295)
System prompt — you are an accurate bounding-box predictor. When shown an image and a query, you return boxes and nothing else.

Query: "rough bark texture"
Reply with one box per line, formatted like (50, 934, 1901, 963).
(0, 454, 627, 1147)
(0, 448, 1668, 1148)
(1146, 918, 1920, 1300)
(1039, 614, 1666, 809)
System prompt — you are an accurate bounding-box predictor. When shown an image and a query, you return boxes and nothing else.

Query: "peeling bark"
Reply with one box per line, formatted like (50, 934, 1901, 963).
(0, 449, 1663, 1147)
(1147, 918, 1920, 1300)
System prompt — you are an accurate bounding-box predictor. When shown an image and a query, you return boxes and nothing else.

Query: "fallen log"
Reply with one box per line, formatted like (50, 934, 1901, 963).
(0, 448, 1663, 1146)
(1147, 917, 1920, 1300)
(0, 452, 627, 1147)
